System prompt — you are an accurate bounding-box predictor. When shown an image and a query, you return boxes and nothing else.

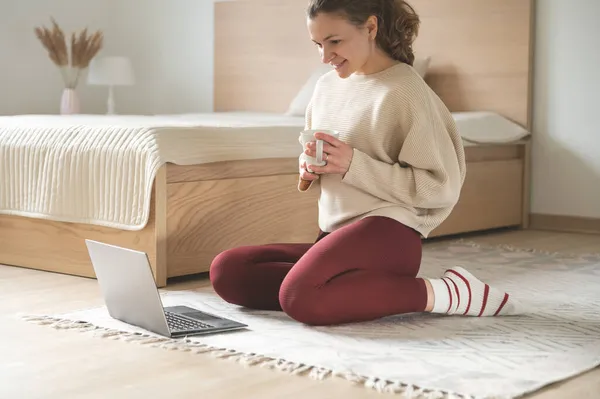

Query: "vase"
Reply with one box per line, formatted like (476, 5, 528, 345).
(60, 88, 80, 115)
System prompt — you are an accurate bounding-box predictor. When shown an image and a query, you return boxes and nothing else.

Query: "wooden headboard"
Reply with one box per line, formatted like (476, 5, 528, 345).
(214, 0, 534, 129)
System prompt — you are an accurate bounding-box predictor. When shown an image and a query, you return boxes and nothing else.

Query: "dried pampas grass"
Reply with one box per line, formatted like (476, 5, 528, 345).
(34, 18, 104, 89)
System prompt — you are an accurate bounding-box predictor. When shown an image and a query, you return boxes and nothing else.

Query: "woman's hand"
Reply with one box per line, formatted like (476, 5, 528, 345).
(299, 157, 320, 183)
(304, 132, 354, 176)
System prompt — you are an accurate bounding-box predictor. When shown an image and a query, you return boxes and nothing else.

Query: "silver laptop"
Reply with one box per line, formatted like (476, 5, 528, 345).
(85, 239, 248, 338)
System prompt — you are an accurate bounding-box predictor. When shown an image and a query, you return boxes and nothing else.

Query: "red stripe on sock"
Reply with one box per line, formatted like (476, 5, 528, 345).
(447, 269, 472, 315)
(494, 293, 509, 316)
(478, 284, 490, 316)
(441, 278, 453, 313)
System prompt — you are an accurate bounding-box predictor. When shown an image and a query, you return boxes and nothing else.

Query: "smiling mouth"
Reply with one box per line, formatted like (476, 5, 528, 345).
(331, 60, 347, 70)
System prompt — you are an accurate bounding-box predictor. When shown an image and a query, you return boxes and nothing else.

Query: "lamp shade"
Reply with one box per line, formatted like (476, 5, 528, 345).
(87, 56, 135, 86)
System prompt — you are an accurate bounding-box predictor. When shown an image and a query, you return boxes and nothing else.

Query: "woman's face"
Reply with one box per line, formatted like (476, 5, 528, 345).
(307, 12, 377, 78)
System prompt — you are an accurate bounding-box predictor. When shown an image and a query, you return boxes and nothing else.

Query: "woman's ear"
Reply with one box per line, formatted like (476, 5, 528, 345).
(365, 15, 378, 40)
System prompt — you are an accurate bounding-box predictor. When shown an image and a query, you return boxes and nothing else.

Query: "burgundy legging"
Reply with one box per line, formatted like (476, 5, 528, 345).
(209, 216, 427, 326)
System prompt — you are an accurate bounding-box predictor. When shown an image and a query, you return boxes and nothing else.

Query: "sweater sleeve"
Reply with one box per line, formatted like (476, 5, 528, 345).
(341, 92, 465, 209)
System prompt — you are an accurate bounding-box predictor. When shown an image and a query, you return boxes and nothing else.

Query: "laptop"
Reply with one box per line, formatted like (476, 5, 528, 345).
(85, 239, 248, 338)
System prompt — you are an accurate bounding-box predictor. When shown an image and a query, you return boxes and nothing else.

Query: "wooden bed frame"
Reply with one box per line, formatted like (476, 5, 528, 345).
(0, 0, 534, 287)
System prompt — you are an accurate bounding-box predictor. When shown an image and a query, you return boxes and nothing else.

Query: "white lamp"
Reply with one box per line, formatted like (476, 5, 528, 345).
(87, 56, 135, 114)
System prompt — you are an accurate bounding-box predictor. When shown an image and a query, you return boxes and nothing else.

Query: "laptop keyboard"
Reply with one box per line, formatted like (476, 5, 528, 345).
(165, 311, 214, 332)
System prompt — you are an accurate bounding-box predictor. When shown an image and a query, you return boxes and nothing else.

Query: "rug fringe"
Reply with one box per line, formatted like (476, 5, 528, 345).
(21, 314, 482, 399)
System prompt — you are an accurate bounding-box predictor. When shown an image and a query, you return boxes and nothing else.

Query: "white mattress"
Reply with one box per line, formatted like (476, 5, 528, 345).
(0, 111, 529, 231)
(154, 110, 531, 145)
(153, 111, 306, 128)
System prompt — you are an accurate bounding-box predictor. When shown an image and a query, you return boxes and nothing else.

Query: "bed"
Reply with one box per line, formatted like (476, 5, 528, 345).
(0, 0, 534, 287)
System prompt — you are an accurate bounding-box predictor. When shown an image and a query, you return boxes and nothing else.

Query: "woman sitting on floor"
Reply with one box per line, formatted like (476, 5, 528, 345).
(209, 0, 523, 326)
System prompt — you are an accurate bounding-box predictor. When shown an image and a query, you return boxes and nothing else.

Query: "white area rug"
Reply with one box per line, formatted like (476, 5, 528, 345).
(24, 241, 600, 399)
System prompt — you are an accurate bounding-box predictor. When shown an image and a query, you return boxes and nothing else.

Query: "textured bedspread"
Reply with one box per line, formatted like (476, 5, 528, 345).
(0, 114, 303, 230)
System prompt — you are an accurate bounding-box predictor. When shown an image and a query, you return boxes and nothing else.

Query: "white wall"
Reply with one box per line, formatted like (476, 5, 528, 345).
(108, 0, 215, 115)
(0, 0, 119, 115)
(531, 0, 600, 219)
(0, 0, 215, 115)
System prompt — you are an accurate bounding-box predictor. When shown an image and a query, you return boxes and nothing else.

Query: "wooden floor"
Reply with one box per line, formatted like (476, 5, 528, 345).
(1, 228, 599, 399)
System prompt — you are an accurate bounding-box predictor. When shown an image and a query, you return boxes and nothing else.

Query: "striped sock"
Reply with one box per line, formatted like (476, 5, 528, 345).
(428, 266, 524, 316)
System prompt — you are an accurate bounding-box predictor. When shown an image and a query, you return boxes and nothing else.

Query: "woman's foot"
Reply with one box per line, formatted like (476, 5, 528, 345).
(426, 266, 524, 316)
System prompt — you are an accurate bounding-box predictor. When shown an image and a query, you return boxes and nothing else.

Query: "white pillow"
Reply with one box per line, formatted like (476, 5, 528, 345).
(285, 57, 432, 117)
(285, 64, 332, 116)
(413, 56, 431, 78)
(453, 111, 531, 144)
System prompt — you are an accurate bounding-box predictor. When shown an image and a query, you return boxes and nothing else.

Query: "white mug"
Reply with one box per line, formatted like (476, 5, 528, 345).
(299, 129, 340, 171)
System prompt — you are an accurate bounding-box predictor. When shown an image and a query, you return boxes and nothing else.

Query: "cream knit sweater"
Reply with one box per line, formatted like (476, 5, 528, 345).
(302, 62, 466, 238)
